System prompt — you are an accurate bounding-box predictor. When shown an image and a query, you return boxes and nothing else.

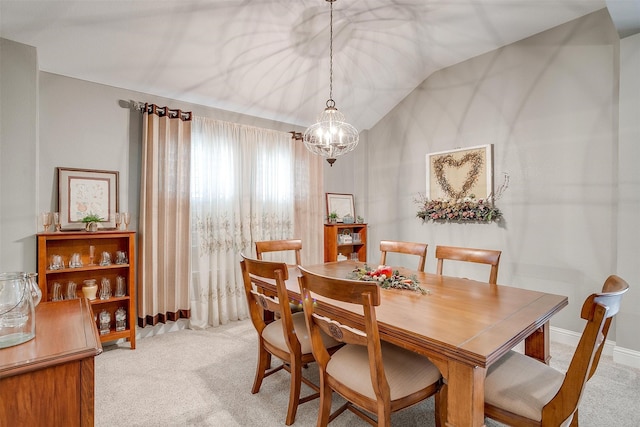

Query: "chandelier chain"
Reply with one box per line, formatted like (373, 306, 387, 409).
(328, 0, 334, 105)
(302, 0, 359, 166)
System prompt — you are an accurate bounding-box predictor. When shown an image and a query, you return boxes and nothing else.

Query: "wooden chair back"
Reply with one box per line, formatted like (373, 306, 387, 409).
(435, 245, 502, 284)
(541, 275, 628, 425)
(484, 275, 629, 426)
(298, 267, 386, 423)
(240, 254, 296, 352)
(298, 266, 442, 426)
(240, 253, 320, 425)
(255, 239, 302, 266)
(379, 240, 428, 272)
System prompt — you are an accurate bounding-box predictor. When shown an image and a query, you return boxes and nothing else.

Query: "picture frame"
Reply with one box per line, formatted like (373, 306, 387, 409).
(57, 167, 119, 230)
(326, 193, 355, 223)
(426, 144, 493, 201)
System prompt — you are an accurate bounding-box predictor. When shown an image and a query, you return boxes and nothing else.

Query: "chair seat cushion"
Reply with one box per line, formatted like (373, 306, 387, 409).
(262, 311, 339, 354)
(326, 341, 441, 401)
(484, 350, 565, 422)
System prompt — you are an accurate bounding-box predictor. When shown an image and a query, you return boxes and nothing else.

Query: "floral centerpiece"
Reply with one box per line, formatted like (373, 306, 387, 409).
(414, 194, 502, 223)
(347, 264, 429, 295)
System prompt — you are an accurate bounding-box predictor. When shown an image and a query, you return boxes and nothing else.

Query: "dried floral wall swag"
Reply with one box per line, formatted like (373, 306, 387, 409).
(416, 173, 509, 224)
(415, 194, 502, 223)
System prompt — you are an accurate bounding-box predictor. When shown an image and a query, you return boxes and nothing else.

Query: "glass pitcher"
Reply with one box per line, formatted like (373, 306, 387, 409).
(0, 272, 41, 348)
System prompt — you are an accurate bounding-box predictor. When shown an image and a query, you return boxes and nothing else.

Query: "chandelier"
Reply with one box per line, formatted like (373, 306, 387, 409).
(302, 0, 359, 166)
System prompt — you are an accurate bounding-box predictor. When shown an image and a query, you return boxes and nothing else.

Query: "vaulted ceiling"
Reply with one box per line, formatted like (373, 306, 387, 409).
(2, 1, 635, 131)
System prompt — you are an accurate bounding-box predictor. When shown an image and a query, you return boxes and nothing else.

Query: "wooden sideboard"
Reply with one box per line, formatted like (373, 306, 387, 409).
(0, 298, 102, 426)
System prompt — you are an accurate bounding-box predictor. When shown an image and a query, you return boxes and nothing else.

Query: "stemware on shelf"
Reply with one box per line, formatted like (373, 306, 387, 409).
(115, 307, 126, 332)
(122, 212, 131, 230)
(66, 281, 77, 300)
(69, 252, 83, 268)
(89, 245, 96, 266)
(100, 278, 111, 300)
(51, 282, 63, 302)
(50, 254, 63, 270)
(53, 212, 62, 232)
(115, 250, 128, 265)
(99, 310, 111, 335)
(100, 251, 111, 266)
(40, 212, 52, 233)
(115, 276, 126, 297)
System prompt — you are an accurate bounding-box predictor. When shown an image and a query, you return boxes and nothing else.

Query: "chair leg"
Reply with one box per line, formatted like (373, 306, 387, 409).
(317, 378, 333, 427)
(285, 357, 302, 425)
(434, 383, 447, 427)
(252, 342, 271, 394)
(569, 409, 579, 426)
(376, 401, 391, 427)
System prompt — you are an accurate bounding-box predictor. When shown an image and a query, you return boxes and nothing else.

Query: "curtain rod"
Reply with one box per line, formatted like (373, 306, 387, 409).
(129, 100, 192, 121)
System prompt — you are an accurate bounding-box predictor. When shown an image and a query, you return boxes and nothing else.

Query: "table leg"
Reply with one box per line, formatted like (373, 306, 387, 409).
(445, 360, 487, 427)
(524, 321, 551, 364)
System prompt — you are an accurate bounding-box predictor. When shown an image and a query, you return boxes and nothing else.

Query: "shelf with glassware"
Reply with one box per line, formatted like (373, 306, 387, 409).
(36, 230, 136, 349)
(324, 223, 367, 263)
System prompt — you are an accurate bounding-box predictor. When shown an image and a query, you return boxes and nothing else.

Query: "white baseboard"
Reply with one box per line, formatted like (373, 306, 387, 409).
(551, 326, 640, 370)
(612, 346, 640, 369)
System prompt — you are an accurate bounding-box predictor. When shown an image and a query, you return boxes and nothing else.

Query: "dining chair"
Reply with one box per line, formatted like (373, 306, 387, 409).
(379, 240, 428, 272)
(240, 254, 341, 425)
(256, 239, 302, 266)
(482, 274, 629, 426)
(297, 266, 443, 427)
(435, 245, 502, 284)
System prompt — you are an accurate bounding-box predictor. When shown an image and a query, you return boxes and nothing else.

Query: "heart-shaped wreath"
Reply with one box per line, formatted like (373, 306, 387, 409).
(433, 152, 484, 200)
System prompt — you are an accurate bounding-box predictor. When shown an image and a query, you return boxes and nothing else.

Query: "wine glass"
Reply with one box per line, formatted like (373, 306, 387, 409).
(53, 212, 61, 232)
(115, 213, 123, 230)
(122, 212, 131, 230)
(40, 212, 52, 233)
(89, 245, 96, 266)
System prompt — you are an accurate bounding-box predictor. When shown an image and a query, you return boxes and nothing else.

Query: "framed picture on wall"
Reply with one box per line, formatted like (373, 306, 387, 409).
(326, 193, 355, 223)
(57, 167, 119, 230)
(426, 144, 493, 200)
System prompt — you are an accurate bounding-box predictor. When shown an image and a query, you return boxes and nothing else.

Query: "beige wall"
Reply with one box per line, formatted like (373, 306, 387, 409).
(354, 9, 640, 354)
(0, 39, 38, 272)
(1, 6, 638, 360)
(616, 31, 640, 354)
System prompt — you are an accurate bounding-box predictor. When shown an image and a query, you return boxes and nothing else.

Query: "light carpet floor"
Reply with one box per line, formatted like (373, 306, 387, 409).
(95, 319, 640, 426)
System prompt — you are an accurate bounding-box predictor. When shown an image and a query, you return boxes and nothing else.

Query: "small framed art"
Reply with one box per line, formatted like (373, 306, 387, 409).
(57, 167, 119, 230)
(326, 193, 355, 223)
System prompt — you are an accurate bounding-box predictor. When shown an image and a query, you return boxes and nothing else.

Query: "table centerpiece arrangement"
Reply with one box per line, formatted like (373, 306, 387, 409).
(347, 264, 429, 295)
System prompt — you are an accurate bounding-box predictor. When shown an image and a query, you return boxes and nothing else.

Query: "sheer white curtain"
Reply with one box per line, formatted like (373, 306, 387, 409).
(189, 117, 322, 328)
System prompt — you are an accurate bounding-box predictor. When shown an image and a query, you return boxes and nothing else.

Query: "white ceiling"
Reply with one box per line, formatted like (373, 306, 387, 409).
(0, 0, 621, 131)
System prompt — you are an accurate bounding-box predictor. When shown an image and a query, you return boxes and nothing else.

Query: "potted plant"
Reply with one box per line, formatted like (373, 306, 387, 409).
(82, 213, 103, 232)
(342, 213, 354, 224)
(328, 211, 338, 224)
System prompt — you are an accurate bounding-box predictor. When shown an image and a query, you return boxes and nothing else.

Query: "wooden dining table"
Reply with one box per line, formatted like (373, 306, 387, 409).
(250, 260, 568, 427)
